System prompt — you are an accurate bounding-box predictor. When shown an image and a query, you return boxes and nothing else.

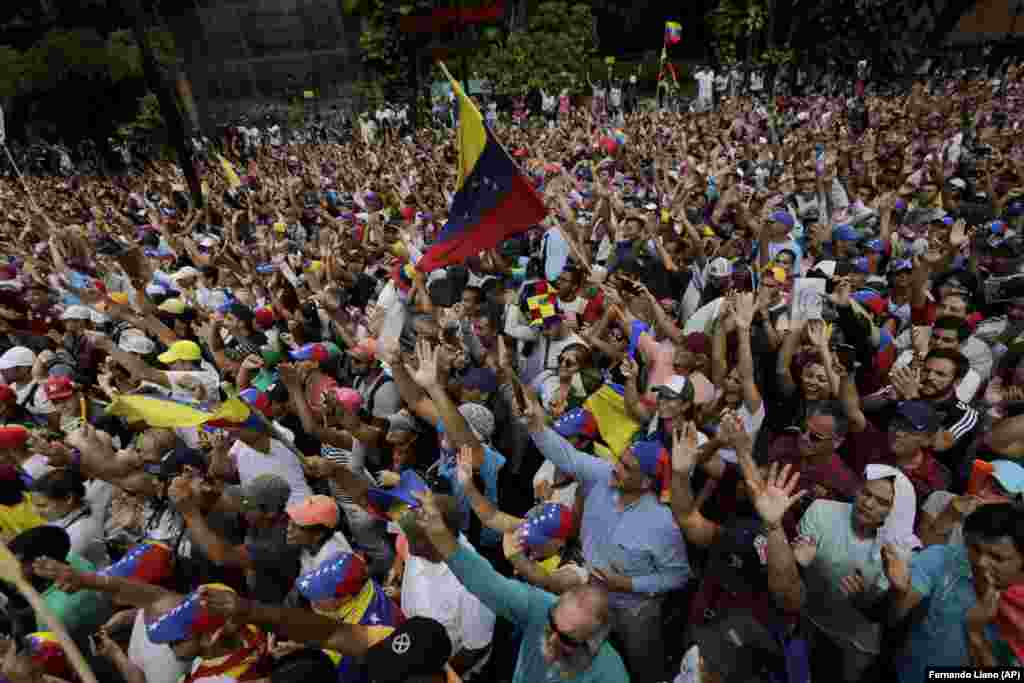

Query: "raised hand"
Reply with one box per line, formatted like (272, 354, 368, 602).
(31, 558, 82, 593)
(741, 460, 806, 528)
(619, 356, 639, 380)
(881, 543, 911, 594)
(805, 320, 829, 349)
(732, 292, 756, 329)
(792, 535, 817, 566)
(949, 219, 969, 249)
(455, 445, 474, 485)
(671, 422, 701, 474)
(197, 585, 246, 620)
(889, 366, 920, 400)
(408, 340, 441, 389)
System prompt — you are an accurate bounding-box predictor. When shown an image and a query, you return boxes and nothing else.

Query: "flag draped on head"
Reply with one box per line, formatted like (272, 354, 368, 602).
(416, 62, 548, 273)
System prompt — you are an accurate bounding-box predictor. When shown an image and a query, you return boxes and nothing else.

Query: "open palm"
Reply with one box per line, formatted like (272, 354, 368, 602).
(743, 460, 805, 527)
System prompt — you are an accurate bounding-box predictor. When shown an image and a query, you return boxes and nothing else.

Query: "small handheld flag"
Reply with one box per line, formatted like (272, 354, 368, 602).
(664, 21, 682, 45)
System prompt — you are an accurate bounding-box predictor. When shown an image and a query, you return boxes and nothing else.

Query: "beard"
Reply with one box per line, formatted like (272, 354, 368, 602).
(539, 633, 597, 679)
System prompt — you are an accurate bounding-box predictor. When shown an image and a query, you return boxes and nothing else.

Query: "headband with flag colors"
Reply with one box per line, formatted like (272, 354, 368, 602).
(416, 62, 547, 272)
(145, 584, 234, 644)
(289, 342, 341, 363)
(297, 551, 368, 602)
(25, 632, 72, 680)
(664, 21, 682, 44)
(100, 541, 173, 584)
(366, 470, 429, 521)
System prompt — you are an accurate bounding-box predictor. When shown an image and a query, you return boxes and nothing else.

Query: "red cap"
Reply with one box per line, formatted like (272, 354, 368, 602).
(44, 376, 74, 402)
(400, 206, 416, 221)
(254, 307, 275, 330)
(0, 385, 15, 403)
(0, 425, 29, 450)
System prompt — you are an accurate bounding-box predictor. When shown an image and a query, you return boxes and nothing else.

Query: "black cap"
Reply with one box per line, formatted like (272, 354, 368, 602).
(271, 648, 337, 683)
(363, 617, 452, 683)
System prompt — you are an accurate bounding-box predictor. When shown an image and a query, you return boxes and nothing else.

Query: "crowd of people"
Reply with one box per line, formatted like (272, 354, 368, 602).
(0, 60, 1022, 683)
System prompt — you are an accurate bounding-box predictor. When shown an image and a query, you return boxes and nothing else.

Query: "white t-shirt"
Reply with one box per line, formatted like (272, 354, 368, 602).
(229, 438, 312, 508)
(696, 70, 715, 100)
(165, 364, 221, 403)
(14, 381, 55, 416)
(50, 506, 108, 568)
(128, 609, 189, 683)
(401, 536, 496, 655)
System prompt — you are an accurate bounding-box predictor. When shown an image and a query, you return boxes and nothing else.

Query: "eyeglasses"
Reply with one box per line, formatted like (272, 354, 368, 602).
(548, 608, 584, 649)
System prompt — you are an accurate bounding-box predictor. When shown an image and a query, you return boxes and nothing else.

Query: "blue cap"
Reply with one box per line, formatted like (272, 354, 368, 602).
(770, 211, 795, 228)
(992, 461, 1024, 495)
(851, 257, 870, 274)
(863, 238, 885, 253)
(833, 224, 860, 242)
(893, 401, 940, 433)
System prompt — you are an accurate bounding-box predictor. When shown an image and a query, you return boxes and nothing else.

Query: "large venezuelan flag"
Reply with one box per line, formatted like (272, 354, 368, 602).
(105, 395, 263, 430)
(417, 62, 547, 273)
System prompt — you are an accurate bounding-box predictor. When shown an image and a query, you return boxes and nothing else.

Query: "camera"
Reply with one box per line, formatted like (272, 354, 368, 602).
(983, 273, 1024, 304)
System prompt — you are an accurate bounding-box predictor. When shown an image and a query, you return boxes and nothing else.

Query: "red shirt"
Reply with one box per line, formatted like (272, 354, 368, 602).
(844, 423, 951, 504)
(768, 433, 863, 536)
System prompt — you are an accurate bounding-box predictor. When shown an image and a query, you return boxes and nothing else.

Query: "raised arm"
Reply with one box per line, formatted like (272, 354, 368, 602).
(455, 446, 523, 533)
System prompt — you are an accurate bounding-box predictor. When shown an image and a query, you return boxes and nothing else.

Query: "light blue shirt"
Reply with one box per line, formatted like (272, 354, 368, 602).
(447, 544, 629, 683)
(436, 420, 506, 548)
(898, 543, 1001, 681)
(530, 429, 690, 608)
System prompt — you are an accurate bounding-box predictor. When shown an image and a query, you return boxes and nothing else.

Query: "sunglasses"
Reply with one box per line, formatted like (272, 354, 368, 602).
(802, 426, 832, 443)
(548, 608, 584, 649)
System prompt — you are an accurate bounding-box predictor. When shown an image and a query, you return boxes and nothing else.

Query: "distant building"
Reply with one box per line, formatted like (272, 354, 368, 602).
(163, 0, 364, 129)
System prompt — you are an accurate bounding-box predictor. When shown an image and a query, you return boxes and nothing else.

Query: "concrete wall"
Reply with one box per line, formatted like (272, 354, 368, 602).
(163, 0, 365, 128)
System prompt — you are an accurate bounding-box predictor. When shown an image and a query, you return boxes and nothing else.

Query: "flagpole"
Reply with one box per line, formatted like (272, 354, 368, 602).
(2, 144, 42, 214)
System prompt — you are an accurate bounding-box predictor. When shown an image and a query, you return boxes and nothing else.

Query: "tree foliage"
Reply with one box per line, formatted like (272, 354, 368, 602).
(474, 1, 597, 94)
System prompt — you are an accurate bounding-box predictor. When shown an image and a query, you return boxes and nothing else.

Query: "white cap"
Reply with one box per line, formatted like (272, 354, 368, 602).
(708, 257, 734, 278)
(60, 305, 93, 321)
(118, 331, 155, 355)
(172, 266, 200, 282)
(0, 346, 35, 370)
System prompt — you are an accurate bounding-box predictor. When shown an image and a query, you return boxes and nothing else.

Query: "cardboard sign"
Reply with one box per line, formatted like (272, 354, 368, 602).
(791, 278, 826, 321)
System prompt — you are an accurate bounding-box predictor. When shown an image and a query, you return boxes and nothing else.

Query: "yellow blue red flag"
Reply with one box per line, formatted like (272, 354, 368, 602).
(417, 62, 547, 272)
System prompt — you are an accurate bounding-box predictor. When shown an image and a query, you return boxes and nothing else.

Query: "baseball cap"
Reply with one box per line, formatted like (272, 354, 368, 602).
(287, 495, 340, 528)
(363, 617, 452, 683)
(158, 340, 202, 365)
(852, 290, 886, 316)
(708, 257, 733, 278)
(119, 331, 156, 355)
(157, 298, 189, 316)
(0, 346, 35, 370)
(271, 649, 337, 683)
(43, 376, 74, 402)
(145, 584, 233, 644)
(461, 367, 498, 395)
(851, 257, 871, 274)
(458, 403, 495, 442)
(0, 425, 29, 450)
(653, 375, 695, 402)
(60, 305, 93, 321)
(239, 388, 272, 417)
(254, 307, 275, 330)
(892, 401, 940, 433)
(227, 474, 291, 513)
(992, 460, 1024, 495)
(520, 503, 575, 552)
(296, 551, 368, 602)
(888, 259, 913, 274)
(769, 210, 795, 228)
(833, 224, 860, 242)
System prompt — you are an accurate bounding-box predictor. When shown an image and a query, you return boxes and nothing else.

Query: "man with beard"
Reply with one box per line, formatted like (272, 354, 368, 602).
(861, 349, 980, 489)
(524, 387, 687, 682)
(410, 487, 627, 682)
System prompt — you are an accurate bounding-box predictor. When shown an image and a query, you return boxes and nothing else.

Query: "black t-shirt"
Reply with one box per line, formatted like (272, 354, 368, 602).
(278, 412, 322, 458)
(347, 274, 377, 310)
(246, 522, 301, 603)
